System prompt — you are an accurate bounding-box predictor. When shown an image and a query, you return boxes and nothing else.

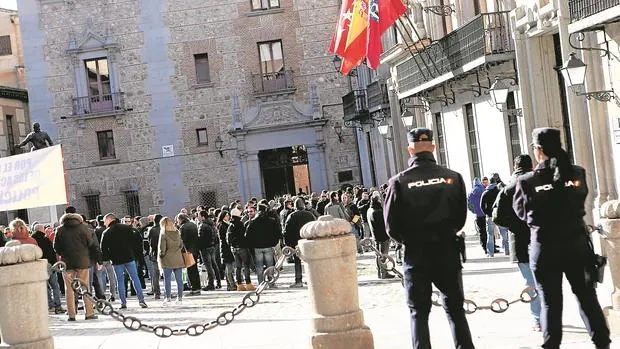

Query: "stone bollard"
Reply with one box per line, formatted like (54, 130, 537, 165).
(600, 200, 620, 335)
(0, 241, 54, 349)
(298, 215, 374, 349)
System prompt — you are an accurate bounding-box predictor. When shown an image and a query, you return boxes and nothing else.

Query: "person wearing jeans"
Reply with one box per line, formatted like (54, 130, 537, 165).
(47, 270, 64, 313)
(177, 213, 201, 296)
(32, 224, 65, 314)
(99, 260, 118, 301)
(227, 208, 255, 291)
(245, 203, 280, 285)
(486, 218, 509, 257)
(197, 211, 221, 290)
(284, 198, 316, 288)
(518, 262, 541, 327)
(366, 191, 395, 279)
(158, 216, 187, 305)
(100, 213, 148, 309)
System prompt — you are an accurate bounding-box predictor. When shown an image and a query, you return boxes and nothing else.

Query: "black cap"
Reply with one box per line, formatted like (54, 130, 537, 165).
(407, 128, 433, 143)
(532, 127, 561, 149)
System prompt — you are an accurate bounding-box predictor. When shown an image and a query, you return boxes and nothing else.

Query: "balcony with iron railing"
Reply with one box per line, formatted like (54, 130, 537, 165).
(366, 81, 390, 113)
(396, 12, 514, 96)
(72, 92, 125, 116)
(251, 70, 295, 96)
(568, 0, 620, 32)
(342, 89, 369, 122)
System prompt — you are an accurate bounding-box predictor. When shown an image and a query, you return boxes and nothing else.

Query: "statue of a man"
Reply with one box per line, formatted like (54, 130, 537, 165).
(15, 122, 53, 152)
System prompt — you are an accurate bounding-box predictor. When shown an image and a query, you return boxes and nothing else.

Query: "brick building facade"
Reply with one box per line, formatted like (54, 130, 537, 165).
(18, 0, 359, 218)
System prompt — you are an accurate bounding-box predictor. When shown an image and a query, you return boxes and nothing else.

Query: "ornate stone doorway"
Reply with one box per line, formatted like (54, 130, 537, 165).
(259, 145, 310, 199)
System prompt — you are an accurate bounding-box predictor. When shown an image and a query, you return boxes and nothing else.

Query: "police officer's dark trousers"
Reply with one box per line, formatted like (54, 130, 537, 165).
(530, 236, 610, 349)
(404, 244, 474, 349)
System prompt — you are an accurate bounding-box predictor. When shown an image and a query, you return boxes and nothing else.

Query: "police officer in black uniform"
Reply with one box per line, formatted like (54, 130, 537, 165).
(384, 128, 475, 349)
(513, 128, 610, 349)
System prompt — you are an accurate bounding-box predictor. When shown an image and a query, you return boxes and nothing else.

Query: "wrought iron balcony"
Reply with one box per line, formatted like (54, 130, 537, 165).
(396, 12, 514, 96)
(366, 81, 390, 113)
(342, 89, 369, 122)
(72, 92, 125, 116)
(251, 70, 295, 95)
(569, 0, 620, 23)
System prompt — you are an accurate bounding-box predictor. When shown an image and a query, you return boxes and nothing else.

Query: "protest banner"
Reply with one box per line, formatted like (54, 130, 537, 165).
(0, 145, 67, 211)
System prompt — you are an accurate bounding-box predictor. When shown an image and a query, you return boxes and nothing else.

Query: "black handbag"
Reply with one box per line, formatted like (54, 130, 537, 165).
(586, 228, 607, 284)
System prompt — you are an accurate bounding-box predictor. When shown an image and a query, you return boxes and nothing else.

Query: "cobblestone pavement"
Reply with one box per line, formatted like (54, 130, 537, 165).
(48, 235, 620, 349)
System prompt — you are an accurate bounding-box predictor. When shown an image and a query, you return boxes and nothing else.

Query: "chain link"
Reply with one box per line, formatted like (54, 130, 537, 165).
(51, 246, 297, 338)
(360, 238, 538, 315)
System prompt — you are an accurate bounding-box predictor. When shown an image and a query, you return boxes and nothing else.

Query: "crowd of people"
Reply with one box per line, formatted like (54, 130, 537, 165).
(0, 185, 400, 322)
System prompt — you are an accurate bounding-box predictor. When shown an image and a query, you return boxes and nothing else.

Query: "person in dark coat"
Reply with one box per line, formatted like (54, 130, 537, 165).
(513, 128, 610, 349)
(217, 211, 235, 290)
(176, 213, 201, 296)
(93, 215, 117, 301)
(32, 224, 65, 314)
(467, 177, 487, 253)
(100, 213, 147, 309)
(366, 192, 395, 279)
(227, 208, 254, 291)
(384, 128, 474, 349)
(197, 211, 221, 290)
(147, 214, 163, 299)
(284, 198, 315, 288)
(492, 154, 541, 330)
(54, 213, 99, 320)
(245, 203, 281, 284)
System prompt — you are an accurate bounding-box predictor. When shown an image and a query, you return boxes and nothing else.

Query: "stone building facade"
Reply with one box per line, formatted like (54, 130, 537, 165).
(18, 0, 359, 218)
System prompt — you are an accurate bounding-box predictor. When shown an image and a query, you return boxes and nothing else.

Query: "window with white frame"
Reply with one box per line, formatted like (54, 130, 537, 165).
(251, 0, 279, 10)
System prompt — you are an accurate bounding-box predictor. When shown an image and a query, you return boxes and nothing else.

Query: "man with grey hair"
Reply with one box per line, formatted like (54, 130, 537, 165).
(366, 191, 395, 279)
(284, 198, 315, 288)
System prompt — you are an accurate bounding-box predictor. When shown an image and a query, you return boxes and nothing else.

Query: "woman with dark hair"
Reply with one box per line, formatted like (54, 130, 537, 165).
(216, 210, 236, 291)
(513, 128, 610, 349)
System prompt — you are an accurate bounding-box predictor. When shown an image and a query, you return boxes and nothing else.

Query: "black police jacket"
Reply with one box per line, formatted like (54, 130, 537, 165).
(384, 152, 467, 246)
(513, 161, 588, 244)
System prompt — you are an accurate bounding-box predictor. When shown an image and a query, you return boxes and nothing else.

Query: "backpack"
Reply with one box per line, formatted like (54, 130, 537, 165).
(480, 186, 500, 217)
(491, 187, 512, 229)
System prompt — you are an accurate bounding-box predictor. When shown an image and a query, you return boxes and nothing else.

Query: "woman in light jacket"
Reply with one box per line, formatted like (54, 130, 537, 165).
(324, 191, 349, 220)
(158, 217, 186, 305)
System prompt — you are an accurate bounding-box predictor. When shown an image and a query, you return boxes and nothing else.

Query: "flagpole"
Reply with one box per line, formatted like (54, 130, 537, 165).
(404, 14, 441, 76)
(395, 17, 429, 81)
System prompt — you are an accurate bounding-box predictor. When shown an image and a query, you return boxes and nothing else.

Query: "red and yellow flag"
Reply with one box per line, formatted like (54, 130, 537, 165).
(340, 0, 369, 75)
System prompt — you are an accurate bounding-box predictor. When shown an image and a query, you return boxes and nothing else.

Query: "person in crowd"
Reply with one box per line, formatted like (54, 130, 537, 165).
(227, 207, 254, 291)
(0, 228, 5, 247)
(53, 213, 99, 321)
(513, 128, 610, 349)
(123, 216, 147, 294)
(324, 191, 349, 220)
(93, 215, 117, 302)
(100, 213, 148, 309)
(493, 154, 541, 331)
(284, 198, 315, 288)
(177, 213, 201, 296)
(366, 192, 395, 279)
(316, 191, 329, 216)
(245, 203, 281, 285)
(357, 191, 371, 240)
(147, 214, 163, 299)
(81, 214, 105, 300)
(158, 216, 186, 306)
(482, 176, 489, 188)
(481, 173, 509, 257)
(305, 200, 321, 218)
(467, 177, 488, 254)
(9, 218, 37, 245)
(342, 192, 363, 254)
(217, 210, 236, 291)
(32, 224, 65, 314)
(197, 210, 220, 291)
(384, 128, 475, 349)
(3, 227, 12, 242)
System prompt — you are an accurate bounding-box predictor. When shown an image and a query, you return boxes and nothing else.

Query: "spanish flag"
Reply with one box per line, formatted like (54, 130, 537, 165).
(340, 0, 369, 75)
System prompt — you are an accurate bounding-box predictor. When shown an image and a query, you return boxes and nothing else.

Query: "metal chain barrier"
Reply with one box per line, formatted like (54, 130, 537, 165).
(360, 238, 538, 315)
(51, 246, 297, 338)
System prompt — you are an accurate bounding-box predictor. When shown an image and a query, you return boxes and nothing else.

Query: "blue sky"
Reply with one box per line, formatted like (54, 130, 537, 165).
(0, 0, 17, 10)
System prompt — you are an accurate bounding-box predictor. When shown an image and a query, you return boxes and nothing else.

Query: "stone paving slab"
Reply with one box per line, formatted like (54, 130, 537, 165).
(46, 235, 620, 349)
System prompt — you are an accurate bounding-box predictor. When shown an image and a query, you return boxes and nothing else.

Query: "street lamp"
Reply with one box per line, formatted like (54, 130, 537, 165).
(378, 120, 392, 141)
(559, 52, 587, 88)
(489, 78, 510, 106)
(332, 55, 357, 76)
(559, 52, 618, 104)
(400, 108, 415, 130)
(215, 135, 224, 157)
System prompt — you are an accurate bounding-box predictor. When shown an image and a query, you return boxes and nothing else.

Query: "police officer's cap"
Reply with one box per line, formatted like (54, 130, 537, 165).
(407, 128, 433, 143)
(531, 127, 561, 149)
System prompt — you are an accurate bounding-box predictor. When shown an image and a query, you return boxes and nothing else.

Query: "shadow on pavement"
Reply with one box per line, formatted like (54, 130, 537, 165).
(465, 256, 512, 264)
(463, 267, 517, 276)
